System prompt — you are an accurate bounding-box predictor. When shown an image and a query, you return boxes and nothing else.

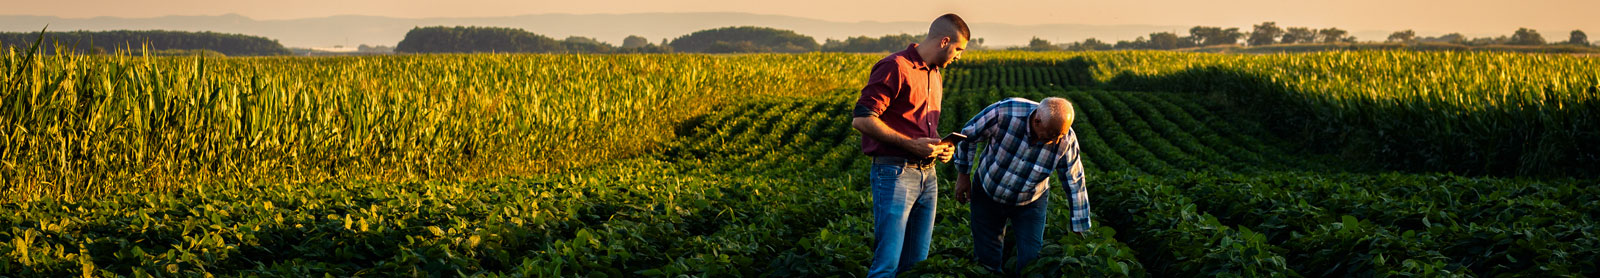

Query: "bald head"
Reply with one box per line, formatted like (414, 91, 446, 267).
(1030, 97, 1074, 144)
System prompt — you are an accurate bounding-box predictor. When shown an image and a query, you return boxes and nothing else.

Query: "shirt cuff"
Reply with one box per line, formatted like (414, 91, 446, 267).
(1071, 217, 1092, 232)
(852, 104, 880, 118)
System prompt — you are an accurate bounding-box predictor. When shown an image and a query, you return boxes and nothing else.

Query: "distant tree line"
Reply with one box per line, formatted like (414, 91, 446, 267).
(673, 29, 973, 53)
(1015, 22, 1593, 52)
(394, 26, 672, 54)
(0, 30, 291, 56)
(1386, 28, 1591, 46)
(821, 33, 922, 52)
(667, 26, 818, 53)
(1015, 24, 1358, 51)
(16, 24, 1583, 56)
(395, 25, 949, 54)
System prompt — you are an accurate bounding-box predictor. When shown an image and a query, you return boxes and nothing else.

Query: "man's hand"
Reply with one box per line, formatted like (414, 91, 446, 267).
(955, 173, 973, 204)
(935, 143, 955, 163)
(905, 137, 944, 158)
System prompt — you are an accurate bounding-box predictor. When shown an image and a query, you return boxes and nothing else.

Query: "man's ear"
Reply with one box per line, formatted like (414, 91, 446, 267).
(940, 36, 950, 48)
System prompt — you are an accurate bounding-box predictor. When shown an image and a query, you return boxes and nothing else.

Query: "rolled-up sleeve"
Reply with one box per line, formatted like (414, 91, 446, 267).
(854, 61, 902, 118)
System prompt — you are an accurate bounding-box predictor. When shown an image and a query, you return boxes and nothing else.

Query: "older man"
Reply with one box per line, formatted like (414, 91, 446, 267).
(952, 97, 1089, 274)
(849, 13, 969, 277)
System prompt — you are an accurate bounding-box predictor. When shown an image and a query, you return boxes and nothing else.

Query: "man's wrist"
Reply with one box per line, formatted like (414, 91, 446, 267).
(892, 136, 929, 154)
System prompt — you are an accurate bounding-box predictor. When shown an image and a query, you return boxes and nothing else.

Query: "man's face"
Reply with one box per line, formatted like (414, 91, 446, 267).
(934, 36, 968, 68)
(1030, 112, 1068, 145)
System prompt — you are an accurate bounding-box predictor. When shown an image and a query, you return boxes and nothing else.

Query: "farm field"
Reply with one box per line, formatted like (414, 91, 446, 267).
(2, 49, 1598, 277)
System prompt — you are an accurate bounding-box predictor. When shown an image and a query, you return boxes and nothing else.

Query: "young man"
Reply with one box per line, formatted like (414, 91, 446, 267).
(849, 13, 969, 278)
(952, 97, 1089, 274)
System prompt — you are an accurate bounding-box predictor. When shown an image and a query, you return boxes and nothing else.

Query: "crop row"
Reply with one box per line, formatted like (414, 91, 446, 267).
(957, 51, 1600, 177)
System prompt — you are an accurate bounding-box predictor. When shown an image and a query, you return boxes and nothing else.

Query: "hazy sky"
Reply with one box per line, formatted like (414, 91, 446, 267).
(5, 0, 1597, 36)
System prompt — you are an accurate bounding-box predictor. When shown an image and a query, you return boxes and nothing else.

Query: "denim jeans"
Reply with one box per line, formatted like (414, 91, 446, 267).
(969, 184, 1049, 274)
(867, 162, 938, 278)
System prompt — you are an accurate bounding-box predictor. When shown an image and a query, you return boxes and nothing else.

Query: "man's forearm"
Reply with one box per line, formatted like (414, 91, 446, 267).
(852, 116, 915, 149)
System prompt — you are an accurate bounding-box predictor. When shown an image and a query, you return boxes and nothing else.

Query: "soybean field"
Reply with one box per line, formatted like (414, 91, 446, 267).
(1, 48, 1598, 277)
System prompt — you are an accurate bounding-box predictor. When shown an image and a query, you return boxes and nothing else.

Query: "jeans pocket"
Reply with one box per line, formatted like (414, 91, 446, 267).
(871, 164, 905, 191)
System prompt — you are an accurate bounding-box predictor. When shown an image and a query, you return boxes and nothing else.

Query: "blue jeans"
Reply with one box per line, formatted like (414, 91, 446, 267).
(969, 184, 1049, 274)
(868, 162, 938, 278)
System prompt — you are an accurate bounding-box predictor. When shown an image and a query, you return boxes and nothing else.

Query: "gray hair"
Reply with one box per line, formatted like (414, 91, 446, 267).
(1035, 97, 1075, 127)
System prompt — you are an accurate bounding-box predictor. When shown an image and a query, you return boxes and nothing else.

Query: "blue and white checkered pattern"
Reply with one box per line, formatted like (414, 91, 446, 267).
(953, 98, 1091, 232)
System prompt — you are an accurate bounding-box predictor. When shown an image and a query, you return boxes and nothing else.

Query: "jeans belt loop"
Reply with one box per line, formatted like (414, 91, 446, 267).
(873, 156, 934, 168)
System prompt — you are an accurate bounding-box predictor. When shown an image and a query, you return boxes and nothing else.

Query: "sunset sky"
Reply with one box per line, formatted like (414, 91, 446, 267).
(6, 0, 1596, 35)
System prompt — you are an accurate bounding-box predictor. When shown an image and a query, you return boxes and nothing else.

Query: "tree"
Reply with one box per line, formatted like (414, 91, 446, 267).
(1420, 33, 1467, 44)
(1248, 22, 1284, 46)
(669, 26, 819, 53)
(1149, 32, 1179, 49)
(1187, 26, 1215, 45)
(1387, 30, 1416, 43)
(393, 26, 638, 54)
(0, 30, 291, 56)
(565, 36, 604, 45)
(1570, 30, 1590, 46)
(1026, 37, 1058, 51)
(1509, 28, 1546, 45)
(1190, 26, 1243, 46)
(563, 36, 615, 53)
(1177, 36, 1200, 48)
(1216, 28, 1244, 45)
(1282, 27, 1315, 44)
(395, 26, 568, 53)
(1467, 36, 1509, 46)
(1317, 28, 1349, 43)
(1068, 38, 1113, 51)
(622, 35, 650, 48)
(820, 33, 921, 52)
(356, 44, 393, 53)
(1115, 36, 1150, 50)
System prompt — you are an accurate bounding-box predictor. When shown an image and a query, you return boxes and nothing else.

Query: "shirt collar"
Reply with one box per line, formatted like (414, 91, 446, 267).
(903, 44, 930, 70)
(1023, 106, 1038, 143)
(1022, 106, 1063, 146)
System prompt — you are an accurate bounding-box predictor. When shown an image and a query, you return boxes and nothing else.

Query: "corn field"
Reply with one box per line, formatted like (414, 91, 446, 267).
(0, 45, 876, 202)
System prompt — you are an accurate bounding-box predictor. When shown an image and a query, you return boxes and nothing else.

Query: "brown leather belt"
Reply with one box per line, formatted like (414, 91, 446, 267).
(872, 156, 936, 168)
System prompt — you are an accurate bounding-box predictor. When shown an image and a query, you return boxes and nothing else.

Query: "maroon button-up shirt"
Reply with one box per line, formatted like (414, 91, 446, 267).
(854, 44, 943, 159)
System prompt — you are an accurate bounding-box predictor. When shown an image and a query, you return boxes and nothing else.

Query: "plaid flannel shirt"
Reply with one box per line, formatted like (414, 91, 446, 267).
(953, 98, 1091, 232)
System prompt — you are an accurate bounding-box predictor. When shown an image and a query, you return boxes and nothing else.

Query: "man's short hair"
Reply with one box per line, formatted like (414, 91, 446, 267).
(929, 13, 971, 42)
(1038, 97, 1074, 126)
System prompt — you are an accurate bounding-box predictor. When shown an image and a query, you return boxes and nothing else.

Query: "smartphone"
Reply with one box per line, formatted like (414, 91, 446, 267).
(940, 132, 967, 144)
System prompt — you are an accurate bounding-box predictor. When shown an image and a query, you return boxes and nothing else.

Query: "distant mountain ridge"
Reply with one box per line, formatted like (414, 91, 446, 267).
(0, 13, 1253, 49)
